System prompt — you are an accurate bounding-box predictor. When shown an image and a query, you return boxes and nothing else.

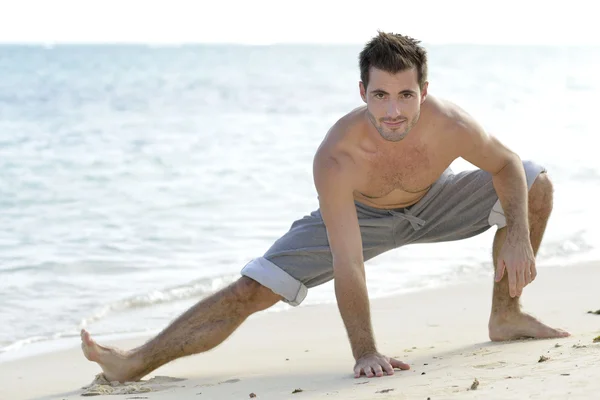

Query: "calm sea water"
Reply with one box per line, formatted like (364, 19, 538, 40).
(1, 44, 599, 360)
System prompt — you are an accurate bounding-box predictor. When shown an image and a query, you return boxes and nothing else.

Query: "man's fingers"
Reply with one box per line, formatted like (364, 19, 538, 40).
(526, 261, 536, 286)
(508, 266, 517, 297)
(372, 364, 384, 377)
(355, 367, 372, 378)
(390, 358, 410, 370)
(355, 357, 410, 379)
(495, 259, 505, 282)
(517, 266, 525, 296)
(355, 365, 374, 378)
(354, 365, 369, 378)
(524, 264, 532, 286)
(382, 362, 395, 376)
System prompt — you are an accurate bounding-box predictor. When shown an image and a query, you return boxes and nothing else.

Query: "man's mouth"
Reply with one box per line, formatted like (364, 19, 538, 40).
(383, 119, 406, 127)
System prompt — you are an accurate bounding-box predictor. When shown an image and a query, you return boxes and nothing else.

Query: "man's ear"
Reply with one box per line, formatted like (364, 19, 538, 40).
(359, 81, 367, 103)
(420, 81, 429, 103)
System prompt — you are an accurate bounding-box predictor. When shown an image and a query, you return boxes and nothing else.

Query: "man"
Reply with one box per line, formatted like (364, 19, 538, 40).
(81, 31, 569, 382)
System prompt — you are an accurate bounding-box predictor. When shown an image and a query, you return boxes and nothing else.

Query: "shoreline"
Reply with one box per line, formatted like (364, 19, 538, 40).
(2, 256, 597, 366)
(2, 261, 599, 399)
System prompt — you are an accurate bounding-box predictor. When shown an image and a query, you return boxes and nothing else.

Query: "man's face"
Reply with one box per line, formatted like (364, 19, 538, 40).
(360, 67, 428, 142)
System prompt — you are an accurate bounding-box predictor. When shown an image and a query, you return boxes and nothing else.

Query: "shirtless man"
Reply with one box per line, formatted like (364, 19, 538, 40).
(81, 31, 569, 382)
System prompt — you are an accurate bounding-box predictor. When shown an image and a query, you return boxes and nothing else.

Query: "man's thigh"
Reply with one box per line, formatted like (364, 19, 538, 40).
(395, 160, 547, 246)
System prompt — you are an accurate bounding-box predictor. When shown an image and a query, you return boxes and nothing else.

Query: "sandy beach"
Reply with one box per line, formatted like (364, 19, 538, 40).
(1, 261, 599, 400)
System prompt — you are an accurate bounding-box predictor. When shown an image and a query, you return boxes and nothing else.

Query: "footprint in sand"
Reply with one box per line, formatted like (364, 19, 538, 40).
(196, 378, 241, 388)
(81, 374, 186, 396)
(218, 378, 241, 384)
(473, 361, 507, 369)
(146, 376, 186, 384)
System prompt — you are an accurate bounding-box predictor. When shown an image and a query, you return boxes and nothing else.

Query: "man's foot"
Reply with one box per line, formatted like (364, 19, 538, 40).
(488, 312, 570, 342)
(81, 329, 142, 382)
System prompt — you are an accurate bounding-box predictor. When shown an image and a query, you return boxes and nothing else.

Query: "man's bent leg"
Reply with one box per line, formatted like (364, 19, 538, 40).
(81, 277, 282, 382)
(488, 172, 570, 341)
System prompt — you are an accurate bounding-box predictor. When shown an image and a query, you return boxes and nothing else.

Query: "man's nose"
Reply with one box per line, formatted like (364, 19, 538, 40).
(386, 101, 401, 117)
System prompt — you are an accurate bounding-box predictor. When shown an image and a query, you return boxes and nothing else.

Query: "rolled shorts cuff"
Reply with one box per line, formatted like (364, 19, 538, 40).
(240, 257, 308, 306)
(488, 160, 547, 228)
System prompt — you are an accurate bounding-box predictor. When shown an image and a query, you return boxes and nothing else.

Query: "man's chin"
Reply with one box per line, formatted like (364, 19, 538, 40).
(379, 128, 409, 142)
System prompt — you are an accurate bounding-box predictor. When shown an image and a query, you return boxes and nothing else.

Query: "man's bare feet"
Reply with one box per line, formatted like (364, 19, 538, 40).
(488, 312, 570, 342)
(81, 329, 142, 383)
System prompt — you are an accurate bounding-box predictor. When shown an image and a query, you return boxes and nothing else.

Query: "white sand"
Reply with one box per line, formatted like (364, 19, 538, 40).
(1, 262, 599, 400)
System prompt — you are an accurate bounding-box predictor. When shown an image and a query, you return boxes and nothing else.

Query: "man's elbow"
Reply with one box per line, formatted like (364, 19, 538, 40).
(490, 153, 524, 179)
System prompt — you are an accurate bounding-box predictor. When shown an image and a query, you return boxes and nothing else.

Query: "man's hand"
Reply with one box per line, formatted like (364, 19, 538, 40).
(354, 352, 410, 378)
(495, 231, 536, 297)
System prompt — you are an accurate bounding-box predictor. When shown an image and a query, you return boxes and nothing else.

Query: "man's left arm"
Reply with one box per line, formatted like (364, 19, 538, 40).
(452, 108, 534, 298)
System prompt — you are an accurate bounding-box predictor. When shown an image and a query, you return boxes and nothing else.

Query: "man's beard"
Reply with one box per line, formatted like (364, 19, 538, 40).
(367, 110, 419, 142)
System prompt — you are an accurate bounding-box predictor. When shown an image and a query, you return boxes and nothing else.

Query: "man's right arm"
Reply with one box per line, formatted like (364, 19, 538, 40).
(313, 154, 377, 360)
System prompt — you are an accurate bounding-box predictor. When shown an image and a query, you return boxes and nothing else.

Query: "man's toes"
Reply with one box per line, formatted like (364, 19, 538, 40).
(556, 329, 570, 338)
(81, 330, 96, 347)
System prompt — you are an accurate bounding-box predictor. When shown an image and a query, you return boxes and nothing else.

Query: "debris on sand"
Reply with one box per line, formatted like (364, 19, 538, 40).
(539, 355, 550, 363)
(376, 388, 394, 393)
(554, 343, 562, 348)
(587, 309, 600, 315)
(292, 388, 303, 394)
(593, 336, 600, 343)
(249, 393, 257, 398)
(470, 378, 479, 390)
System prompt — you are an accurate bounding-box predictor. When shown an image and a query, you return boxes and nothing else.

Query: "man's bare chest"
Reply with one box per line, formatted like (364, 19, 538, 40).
(359, 145, 446, 198)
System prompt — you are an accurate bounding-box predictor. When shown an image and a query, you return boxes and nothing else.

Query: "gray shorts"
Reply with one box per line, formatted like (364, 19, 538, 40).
(241, 160, 546, 306)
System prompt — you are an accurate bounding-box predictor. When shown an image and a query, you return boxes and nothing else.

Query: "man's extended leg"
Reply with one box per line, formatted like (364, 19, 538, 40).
(81, 277, 282, 382)
(488, 172, 569, 341)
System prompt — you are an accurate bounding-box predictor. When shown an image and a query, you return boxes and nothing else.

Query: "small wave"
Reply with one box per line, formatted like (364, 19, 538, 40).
(539, 230, 595, 260)
(0, 329, 88, 356)
(0, 273, 241, 357)
(78, 273, 240, 328)
(0, 335, 51, 353)
(0, 327, 156, 361)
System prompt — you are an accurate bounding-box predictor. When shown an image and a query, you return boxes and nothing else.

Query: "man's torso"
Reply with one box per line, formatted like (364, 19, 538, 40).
(315, 95, 463, 209)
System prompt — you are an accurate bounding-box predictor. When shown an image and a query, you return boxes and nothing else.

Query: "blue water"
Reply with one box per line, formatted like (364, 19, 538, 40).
(1, 44, 599, 360)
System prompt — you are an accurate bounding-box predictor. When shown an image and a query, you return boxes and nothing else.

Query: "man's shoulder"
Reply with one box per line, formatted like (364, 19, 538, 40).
(334, 105, 368, 132)
(422, 95, 478, 136)
(313, 109, 365, 187)
(315, 107, 366, 159)
(425, 95, 475, 125)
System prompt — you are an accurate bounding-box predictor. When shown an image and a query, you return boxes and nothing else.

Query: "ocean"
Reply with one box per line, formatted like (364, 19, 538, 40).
(1, 43, 599, 361)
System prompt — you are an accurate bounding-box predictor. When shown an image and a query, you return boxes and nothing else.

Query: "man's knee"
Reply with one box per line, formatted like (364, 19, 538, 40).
(529, 172, 553, 217)
(232, 276, 282, 314)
